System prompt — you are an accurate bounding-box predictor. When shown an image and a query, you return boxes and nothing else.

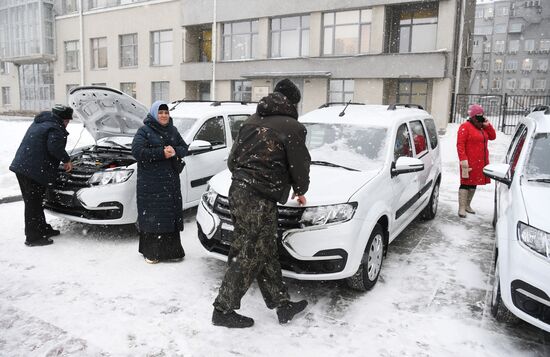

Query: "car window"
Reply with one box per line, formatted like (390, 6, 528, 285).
(525, 133, 550, 179)
(172, 117, 197, 138)
(509, 129, 527, 177)
(228, 114, 250, 140)
(409, 120, 428, 156)
(424, 118, 438, 149)
(194, 116, 226, 147)
(394, 123, 413, 161)
(506, 124, 526, 164)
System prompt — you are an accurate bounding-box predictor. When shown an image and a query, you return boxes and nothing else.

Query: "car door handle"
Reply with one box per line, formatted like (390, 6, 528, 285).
(223, 157, 228, 161)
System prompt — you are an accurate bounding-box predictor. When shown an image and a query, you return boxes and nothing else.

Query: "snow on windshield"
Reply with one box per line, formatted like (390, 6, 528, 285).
(303, 123, 387, 171)
(525, 133, 550, 178)
(173, 117, 197, 137)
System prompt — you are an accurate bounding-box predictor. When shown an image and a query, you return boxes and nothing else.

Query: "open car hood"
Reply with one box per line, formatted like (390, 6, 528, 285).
(68, 86, 148, 141)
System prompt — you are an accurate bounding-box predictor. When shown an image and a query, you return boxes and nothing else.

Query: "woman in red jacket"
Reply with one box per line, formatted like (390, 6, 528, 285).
(456, 104, 496, 217)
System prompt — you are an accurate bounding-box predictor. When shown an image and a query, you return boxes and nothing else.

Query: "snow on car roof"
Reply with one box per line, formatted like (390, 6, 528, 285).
(299, 104, 430, 128)
(526, 109, 550, 133)
(169, 101, 256, 118)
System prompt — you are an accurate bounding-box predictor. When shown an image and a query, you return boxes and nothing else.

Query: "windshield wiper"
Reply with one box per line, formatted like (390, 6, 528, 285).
(527, 178, 550, 183)
(101, 140, 130, 150)
(311, 160, 360, 171)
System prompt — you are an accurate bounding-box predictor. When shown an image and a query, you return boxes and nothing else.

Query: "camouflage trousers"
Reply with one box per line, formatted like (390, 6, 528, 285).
(213, 183, 290, 312)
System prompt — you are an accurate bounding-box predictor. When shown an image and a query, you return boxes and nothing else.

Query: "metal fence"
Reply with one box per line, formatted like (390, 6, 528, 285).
(452, 93, 550, 134)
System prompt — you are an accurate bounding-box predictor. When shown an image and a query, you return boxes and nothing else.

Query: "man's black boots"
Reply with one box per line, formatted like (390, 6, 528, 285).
(276, 300, 308, 324)
(212, 308, 254, 328)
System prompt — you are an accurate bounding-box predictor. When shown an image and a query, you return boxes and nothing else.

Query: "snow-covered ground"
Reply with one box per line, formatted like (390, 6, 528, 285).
(0, 119, 549, 356)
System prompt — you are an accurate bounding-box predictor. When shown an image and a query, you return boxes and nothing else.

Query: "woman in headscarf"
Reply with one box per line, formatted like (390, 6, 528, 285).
(132, 100, 188, 263)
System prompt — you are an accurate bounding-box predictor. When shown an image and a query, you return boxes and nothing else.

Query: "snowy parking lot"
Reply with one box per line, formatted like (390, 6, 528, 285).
(0, 118, 549, 356)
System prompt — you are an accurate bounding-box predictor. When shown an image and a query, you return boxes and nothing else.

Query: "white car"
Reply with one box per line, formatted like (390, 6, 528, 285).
(44, 86, 256, 224)
(484, 105, 550, 333)
(196, 103, 442, 290)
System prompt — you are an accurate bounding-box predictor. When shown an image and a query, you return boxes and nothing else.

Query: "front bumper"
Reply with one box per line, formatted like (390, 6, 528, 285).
(196, 198, 361, 280)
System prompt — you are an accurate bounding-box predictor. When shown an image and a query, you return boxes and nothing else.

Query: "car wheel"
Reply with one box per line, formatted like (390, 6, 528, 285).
(490, 256, 518, 323)
(346, 223, 384, 291)
(421, 181, 439, 220)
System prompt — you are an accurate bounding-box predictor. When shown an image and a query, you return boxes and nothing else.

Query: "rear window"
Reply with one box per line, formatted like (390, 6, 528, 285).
(423, 118, 438, 149)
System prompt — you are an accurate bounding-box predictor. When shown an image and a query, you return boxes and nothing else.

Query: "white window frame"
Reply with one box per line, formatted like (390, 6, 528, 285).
(270, 15, 310, 58)
(90, 37, 107, 69)
(232, 80, 252, 101)
(64, 40, 79, 71)
(520, 78, 531, 90)
(120, 33, 138, 68)
(222, 20, 259, 60)
(1, 87, 10, 105)
(323, 9, 373, 56)
(151, 81, 169, 102)
(150, 30, 173, 66)
(120, 82, 136, 98)
(328, 79, 355, 103)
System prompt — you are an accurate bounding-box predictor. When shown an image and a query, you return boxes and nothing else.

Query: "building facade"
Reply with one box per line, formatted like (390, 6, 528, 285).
(470, 0, 550, 95)
(0, 0, 475, 129)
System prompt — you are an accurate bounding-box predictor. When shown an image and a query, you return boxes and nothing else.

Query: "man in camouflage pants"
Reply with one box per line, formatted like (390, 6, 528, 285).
(212, 79, 311, 328)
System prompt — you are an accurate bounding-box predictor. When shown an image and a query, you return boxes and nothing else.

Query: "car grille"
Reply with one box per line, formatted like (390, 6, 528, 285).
(54, 168, 94, 190)
(213, 195, 305, 230)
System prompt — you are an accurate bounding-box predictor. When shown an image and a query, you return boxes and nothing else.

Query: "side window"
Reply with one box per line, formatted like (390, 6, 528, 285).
(424, 118, 439, 149)
(509, 130, 527, 177)
(506, 124, 526, 164)
(409, 120, 428, 156)
(194, 116, 226, 147)
(394, 123, 413, 161)
(228, 114, 250, 140)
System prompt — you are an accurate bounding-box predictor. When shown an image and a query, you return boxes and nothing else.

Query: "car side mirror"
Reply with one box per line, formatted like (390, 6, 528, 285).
(391, 156, 424, 177)
(483, 163, 511, 187)
(188, 140, 212, 154)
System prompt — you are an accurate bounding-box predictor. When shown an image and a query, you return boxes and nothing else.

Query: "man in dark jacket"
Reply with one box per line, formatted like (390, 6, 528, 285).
(10, 105, 74, 247)
(212, 79, 311, 328)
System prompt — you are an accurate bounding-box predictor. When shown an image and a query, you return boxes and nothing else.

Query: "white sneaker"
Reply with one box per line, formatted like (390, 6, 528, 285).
(144, 257, 159, 264)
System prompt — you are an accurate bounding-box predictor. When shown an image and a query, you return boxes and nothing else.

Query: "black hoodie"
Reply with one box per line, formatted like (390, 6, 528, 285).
(228, 92, 311, 203)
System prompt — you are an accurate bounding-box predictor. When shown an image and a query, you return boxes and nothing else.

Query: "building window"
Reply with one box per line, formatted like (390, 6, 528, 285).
(199, 81, 211, 100)
(491, 77, 502, 90)
(62, 0, 78, 14)
(120, 33, 138, 67)
(91, 82, 106, 86)
(1, 87, 10, 105)
(506, 78, 517, 90)
(496, 6, 508, 16)
(494, 40, 505, 53)
(522, 58, 533, 71)
(482, 61, 489, 71)
(120, 82, 136, 98)
(64, 40, 79, 71)
(494, 59, 503, 71)
(508, 40, 519, 53)
(520, 78, 531, 90)
(537, 59, 548, 72)
(475, 8, 484, 18)
(398, 80, 428, 109)
(66, 84, 78, 95)
(271, 15, 310, 58)
(484, 7, 494, 19)
(232, 80, 252, 101)
(91, 37, 107, 69)
(151, 30, 173, 66)
(534, 79, 546, 91)
(483, 41, 491, 53)
(494, 24, 507, 34)
(524, 39, 535, 52)
(323, 9, 372, 55)
(395, 4, 438, 53)
(222, 20, 259, 60)
(505, 60, 518, 72)
(151, 81, 169, 102)
(540, 39, 550, 52)
(508, 23, 523, 33)
(475, 26, 493, 36)
(328, 79, 354, 102)
(0, 62, 9, 75)
(480, 78, 488, 90)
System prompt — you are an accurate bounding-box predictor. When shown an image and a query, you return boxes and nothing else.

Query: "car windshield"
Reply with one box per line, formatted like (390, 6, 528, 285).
(303, 123, 387, 171)
(525, 133, 550, 180)
(173, 117, 198, 137)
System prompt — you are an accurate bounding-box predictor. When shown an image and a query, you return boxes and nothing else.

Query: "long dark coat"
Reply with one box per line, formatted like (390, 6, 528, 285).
(457, 120, 497, 185)
(132, 115, 188, 233)
(10, 111, 70, 186)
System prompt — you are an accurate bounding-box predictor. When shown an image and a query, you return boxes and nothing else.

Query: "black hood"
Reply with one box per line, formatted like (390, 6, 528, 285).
(256, 92, 298, 119)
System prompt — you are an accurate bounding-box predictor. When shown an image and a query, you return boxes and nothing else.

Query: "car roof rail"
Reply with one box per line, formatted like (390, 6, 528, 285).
(530, 105, 550, 114)
(387, 103, 424, 110)
(318, 102, 365, 109)
(209, 100, 254, 106)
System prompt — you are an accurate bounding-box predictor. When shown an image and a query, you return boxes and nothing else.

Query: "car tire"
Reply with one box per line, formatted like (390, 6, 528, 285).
(346, 223, 385, 291)
(490, 256, 518, 323)
(421, 180, 440, 220)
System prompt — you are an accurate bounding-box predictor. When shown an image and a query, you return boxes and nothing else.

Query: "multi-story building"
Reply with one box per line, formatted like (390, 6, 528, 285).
(1, 0, 475, 129)
(470, 0, 550, 95)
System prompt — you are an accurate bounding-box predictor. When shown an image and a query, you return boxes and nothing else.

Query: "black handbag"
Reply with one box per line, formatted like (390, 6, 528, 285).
(172, 156, 185, 174)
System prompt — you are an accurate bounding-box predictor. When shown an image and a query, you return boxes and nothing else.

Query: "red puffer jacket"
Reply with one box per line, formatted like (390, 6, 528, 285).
(457, 120, 497, 185)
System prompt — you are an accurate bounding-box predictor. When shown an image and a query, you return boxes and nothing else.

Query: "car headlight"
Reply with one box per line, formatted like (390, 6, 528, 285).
(202, 186, 217, 208)
(88, 169, 134, 186)
(517, 221, 550, 259)
(300, 202, 357, 227)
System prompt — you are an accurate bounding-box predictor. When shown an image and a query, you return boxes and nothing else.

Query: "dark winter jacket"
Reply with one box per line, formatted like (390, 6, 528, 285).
(132, 114, 188, 233)
(10, 111, 70, 186)
(457, 120, 496, 185)
(228, 92, 311, 204)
